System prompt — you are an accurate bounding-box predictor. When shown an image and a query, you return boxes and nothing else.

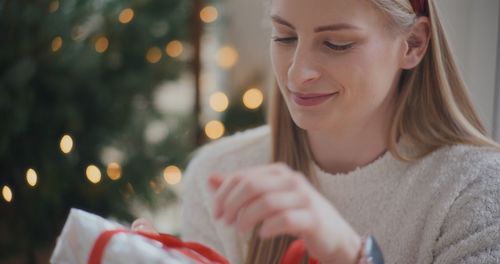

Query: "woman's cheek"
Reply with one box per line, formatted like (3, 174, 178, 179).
(272, 54, 292, 90)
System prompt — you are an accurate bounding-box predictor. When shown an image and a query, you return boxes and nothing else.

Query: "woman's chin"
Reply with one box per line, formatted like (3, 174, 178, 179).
(290, 115, 327, 132)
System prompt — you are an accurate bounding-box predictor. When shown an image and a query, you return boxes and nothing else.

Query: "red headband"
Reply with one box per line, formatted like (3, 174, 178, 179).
(410, 0, 428, 16)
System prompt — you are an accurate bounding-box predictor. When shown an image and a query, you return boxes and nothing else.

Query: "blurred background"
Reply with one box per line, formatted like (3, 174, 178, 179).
(0, 0, 498, 263)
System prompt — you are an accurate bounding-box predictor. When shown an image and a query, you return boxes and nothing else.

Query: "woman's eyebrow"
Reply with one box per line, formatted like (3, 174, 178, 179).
(270, 15, 295, 29)
(314, 23, 360, 32)
(270, 15, 360, 32)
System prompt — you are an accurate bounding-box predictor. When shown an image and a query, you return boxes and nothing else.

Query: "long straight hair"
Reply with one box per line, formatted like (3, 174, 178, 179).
(245, 0, 500, 263)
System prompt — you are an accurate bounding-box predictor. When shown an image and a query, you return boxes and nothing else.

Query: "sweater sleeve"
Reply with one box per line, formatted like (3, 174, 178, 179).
(433, 163, 500, 264)
(180, 148, 225, 255)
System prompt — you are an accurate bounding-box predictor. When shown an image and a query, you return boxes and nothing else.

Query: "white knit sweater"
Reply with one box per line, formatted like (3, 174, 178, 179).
(180, 125, 500, 264)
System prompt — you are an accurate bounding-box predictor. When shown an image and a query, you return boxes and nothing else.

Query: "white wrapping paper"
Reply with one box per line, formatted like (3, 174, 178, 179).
(50, 208, 199, 264)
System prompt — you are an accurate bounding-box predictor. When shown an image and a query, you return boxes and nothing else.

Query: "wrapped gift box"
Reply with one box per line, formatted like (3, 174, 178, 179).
(50, 208, 228, 264)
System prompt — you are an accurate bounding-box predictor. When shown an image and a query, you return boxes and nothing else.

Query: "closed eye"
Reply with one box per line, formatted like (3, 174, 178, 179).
(324, 41, 353, 51)
(272, 37, 297, 44)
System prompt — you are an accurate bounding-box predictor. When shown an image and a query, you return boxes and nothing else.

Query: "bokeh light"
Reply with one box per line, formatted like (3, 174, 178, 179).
(165, 40, 183, 58)
(51, 36, 63, 52)
(26, 168, 38, 187)
(243, 88, 264, 109)
(217, 46, 238, 69)
(86, 165, 102, 184)
(60, 134, 74, 154)
(2, 185, 12, 203)
(95, 36, 109, 53)
(146, 47, 162, 63)
(107, 163, 122, 181)
(200, 6, 218, 23)
(163, 165, 182, 185)
(209, 92, 229, 112)
(49, 0, 59, 13)
(205, 120, 225, 140)
(119, 8, 134, 24)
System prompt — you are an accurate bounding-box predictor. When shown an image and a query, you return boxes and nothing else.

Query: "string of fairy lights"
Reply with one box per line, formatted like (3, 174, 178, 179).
(1, 0, 265, 203)
(1, 133, 185, 204)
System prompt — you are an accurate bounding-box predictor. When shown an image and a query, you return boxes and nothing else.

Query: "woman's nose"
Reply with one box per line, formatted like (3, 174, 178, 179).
(287, 46, 321, 88)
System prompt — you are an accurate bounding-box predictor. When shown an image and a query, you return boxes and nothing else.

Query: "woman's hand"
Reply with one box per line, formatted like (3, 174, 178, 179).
(209, 163, 362, 264)
(131, 218, 159, 234)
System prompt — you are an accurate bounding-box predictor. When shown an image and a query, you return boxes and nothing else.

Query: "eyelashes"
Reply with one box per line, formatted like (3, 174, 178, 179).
(323, 41, 353, 51)
(272, 37, 297, 44)
(272, 36, 354, 51)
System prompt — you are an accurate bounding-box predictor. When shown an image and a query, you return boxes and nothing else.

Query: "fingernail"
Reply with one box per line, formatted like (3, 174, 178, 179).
(134, 224, 145, 230)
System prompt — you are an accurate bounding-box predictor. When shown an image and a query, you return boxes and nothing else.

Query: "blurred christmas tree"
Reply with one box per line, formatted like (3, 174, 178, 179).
(0, 0, 198, 261)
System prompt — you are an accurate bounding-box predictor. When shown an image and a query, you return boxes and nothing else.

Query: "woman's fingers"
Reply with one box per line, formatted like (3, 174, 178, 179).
(210, 167, 273, 220)
(222, 172, 299, 225)
(211, 174, 240, 218)
(131, 218, 159, 234)
(236, 190, 309, 233)
(208, 174, 224, 191)
(209, 163, 316, 239)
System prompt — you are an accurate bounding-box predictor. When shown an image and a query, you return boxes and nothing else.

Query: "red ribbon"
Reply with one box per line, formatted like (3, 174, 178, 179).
(279, 239, 319, 264)
(411, 0, 428, 16)
(88, 229, 229, 264)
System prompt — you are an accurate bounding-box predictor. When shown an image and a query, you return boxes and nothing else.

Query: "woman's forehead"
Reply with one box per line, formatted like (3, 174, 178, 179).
(270, 0, 372, 14)
(269, 0, 383, 31)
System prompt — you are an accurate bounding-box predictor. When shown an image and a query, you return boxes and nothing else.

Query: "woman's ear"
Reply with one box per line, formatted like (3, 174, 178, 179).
(400, 16, 431, 69)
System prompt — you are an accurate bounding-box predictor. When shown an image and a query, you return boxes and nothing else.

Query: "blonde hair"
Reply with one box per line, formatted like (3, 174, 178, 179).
(245, 0, 500, 263)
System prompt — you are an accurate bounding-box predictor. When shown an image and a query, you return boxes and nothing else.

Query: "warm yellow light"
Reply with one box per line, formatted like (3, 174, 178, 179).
(119, 8, 134, 24)
(217, 46, 238, 69)
(243, 88, 264, 110)
(107, 163, 122, 181)
(60, 135, 74, 154)
(49, 0, 59, 13)
(86, 165, 102, 184)
(2, 185, 12, 203)
(205, 120, 225, 140)
(26, 169, 38, 187)
(165, 40, 183, 58)
(95, 37, 109, 53)
(163, 165, 182, 185)
(51, 36, 63, 52)
(200, 6, 218, 23)
(149, 179, 164, 194)
(146, 47, 162, 63)
(209, 92, 229, 112)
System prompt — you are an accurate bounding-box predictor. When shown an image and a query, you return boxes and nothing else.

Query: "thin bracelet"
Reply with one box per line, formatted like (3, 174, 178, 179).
(357, 235, 384, 264)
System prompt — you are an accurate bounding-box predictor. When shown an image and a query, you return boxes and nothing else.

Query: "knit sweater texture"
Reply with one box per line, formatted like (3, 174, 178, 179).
(180, 125, 500, 264)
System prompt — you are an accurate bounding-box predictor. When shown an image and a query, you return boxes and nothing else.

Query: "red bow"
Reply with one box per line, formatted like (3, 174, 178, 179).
(411, 0, 428, 16)
(88, 229, 229, 264)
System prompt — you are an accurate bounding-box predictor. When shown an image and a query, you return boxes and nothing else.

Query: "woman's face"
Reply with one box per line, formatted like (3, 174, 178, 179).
(270, 0, 406, 133)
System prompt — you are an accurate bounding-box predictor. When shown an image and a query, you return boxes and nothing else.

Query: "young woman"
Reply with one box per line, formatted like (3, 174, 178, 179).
(134, 0, 500, 263)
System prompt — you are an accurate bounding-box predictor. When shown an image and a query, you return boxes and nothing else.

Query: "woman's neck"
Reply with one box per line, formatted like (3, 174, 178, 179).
(307, 105, 395, 175)
(308, 130, 388, 175)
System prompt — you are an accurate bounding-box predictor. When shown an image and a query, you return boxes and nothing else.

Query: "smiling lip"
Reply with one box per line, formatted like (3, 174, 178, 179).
(291, 91, 338, 107)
